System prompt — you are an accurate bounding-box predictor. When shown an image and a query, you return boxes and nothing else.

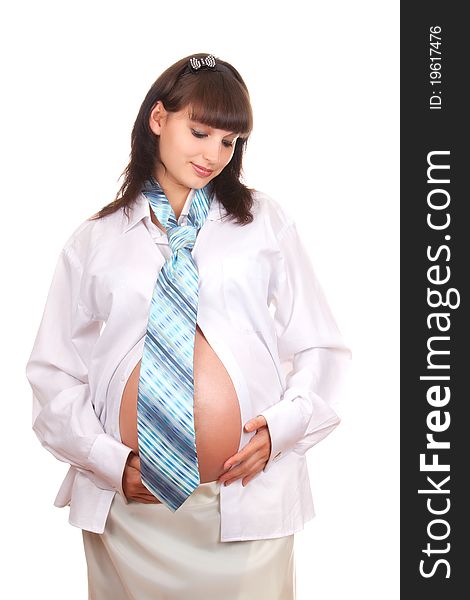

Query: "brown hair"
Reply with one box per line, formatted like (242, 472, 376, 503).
(89, 53, 255, 226)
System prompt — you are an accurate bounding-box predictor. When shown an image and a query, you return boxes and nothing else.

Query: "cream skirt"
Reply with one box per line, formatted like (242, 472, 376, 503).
(82, 480, 296, 600)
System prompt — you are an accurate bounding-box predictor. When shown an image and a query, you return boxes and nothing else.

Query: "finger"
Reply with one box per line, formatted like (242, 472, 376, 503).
(241, 477, 252, 487)
(219, 454, 261, 484)
(223, 434, 266, 470)
(223, 459, 266, 486)
(131, 495, 160, 503)
(126, 453, 140, 471)
(219, 462, 246, 483)
(128, 484, 161, 501)
(244, 415, 267, 432)
(220, 439, 271, 482)
(241, 470, 261, 487)
(136, 493, 160, 503)
(130, 453, 140, 467)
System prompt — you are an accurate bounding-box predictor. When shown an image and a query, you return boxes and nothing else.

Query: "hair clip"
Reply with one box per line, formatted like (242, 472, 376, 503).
(188, 54, 217, 73)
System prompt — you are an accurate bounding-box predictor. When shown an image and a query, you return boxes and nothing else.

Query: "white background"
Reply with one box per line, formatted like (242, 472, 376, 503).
(2, 1, 399, 598)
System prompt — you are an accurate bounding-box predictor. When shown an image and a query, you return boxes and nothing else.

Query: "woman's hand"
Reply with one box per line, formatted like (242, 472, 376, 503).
(121, 452, 161, 503)
(217, 415, 272, 487)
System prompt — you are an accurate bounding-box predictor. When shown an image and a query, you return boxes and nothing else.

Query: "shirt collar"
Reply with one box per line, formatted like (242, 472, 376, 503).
(122, 189, 225, 234)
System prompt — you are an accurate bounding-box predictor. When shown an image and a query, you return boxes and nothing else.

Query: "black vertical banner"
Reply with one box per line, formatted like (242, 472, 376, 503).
(401, 3, 467, 598)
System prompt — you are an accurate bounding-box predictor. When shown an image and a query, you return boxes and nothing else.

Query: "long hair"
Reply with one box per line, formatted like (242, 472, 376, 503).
(89, 53, 255, 226)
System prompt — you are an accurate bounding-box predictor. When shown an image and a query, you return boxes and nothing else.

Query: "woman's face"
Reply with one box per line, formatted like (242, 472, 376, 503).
(149, 101, 239, 192)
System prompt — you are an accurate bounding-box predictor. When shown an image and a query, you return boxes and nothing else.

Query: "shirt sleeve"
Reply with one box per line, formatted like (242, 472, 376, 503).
(259, 221, 351, 472)
(25, 244, 133, 497)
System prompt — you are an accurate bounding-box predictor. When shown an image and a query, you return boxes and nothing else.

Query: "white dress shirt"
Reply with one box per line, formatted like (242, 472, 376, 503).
(25, 187, 351, 542)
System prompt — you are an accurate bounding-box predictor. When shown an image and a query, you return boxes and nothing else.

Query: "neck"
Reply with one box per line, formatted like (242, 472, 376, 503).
(153, 168, 191, 221)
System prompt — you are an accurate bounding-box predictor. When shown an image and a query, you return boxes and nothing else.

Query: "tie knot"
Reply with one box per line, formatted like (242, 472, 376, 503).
(167, 224, 197, 255)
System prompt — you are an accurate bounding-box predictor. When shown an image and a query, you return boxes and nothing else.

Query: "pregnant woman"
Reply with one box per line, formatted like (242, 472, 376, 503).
(120, 324, 243, 490)
(25, 53, 351, 599)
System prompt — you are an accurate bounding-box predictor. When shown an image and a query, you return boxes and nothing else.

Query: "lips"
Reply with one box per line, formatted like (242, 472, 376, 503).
(191, 162, 213, 176)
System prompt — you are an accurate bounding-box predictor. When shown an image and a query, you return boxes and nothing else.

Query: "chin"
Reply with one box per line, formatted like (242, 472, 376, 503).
(191, 177, 215, 189)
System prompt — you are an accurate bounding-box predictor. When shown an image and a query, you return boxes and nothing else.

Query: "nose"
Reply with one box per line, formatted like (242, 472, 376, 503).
(202, 138, 223, 166)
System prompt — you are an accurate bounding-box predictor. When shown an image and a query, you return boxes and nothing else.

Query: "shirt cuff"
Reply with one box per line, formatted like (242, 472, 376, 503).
(87, 433, 134, 496)
(259, 387, 307, 472)
(260, 386, 340, 472)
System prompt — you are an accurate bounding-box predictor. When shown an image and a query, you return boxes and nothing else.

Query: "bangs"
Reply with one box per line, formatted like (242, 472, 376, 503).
(182, 73, 253, 138)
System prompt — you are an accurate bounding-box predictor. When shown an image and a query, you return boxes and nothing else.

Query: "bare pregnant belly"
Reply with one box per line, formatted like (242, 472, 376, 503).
(119, 325, 242, 500)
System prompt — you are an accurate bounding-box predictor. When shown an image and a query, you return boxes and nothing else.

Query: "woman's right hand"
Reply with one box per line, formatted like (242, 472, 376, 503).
(122, 452, 162, 503)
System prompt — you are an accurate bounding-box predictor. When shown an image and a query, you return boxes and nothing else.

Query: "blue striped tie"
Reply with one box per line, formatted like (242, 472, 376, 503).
(137, 176, 214, 511)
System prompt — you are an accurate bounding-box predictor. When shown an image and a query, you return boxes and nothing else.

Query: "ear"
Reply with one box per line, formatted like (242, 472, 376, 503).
(149, 100, 167, 135)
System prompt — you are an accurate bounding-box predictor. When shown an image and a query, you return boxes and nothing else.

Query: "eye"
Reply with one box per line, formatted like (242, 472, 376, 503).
(190, 128, 235, 148)
(191, 128, 206, 139)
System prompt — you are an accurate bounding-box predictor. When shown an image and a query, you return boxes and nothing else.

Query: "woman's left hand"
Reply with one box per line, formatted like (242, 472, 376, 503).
(217, 415, 272, 487)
